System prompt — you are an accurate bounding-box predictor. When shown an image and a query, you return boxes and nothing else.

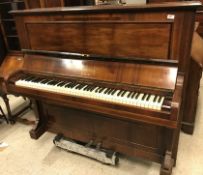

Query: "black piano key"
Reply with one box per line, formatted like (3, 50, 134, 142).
(24, 76, 35, 81)
(21, 76, 27, 81)
(77, 84, 85, 90)
(51, 80, 60, 85)
(62, 82, 70, 87)
(29, 77, 37, 82)
(142, 93, 146, 100)
(80, 84, 87, 89)
(106, 88, 111, 94)
(117, 90, 123, 96)
(91, 86, 96, 91)
(91, 86, 97, 91)
(40, 79, 50, 84)
(108, 89, 114, 95)
(47, 80, 55, 85)
(104, 88, 110, 94)
(39, 79, 47, 83)
(96, 87, 101, 93)
(153, 95, 158, 102)
(57, 81, 65, 86)
(76, 84, 84, 89)
(87, 85, 93, 91)
(102, 88, 108, 94)
(90, 86, 97, 92)
(99, 87, 105, 93)
(158, 96, 162, 103)
(127, 92, 132, 98)
(135, 93, 140, 99)
(106, 88, 112, 94)
(73, 83, 81, 89)
(131, 92, 136, 98)
(121, 91, 127, 97)
(71, 82, 78, 88)
(37, 78, 45, 82)
(95, 87, 101, 92)
(80, 84, 87, 90)
(84, 85, 90, 91)
(33, 77, 44, 82)
(29, 77, 39, 82)
(67, 82, 74, 87)
(146, 94, 151, 101)
(65, 82, 73, 88)
(87, 85, 94, 91)
(72, 82, 78, 88)
(71, 83, 79, 88)
(111, 89, 117, 95)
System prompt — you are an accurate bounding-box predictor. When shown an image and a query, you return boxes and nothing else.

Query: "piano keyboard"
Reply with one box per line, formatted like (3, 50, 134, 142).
(15, 76, 166, 110)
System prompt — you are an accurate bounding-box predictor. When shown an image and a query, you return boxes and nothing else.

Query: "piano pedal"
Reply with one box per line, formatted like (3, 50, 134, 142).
(53, 134, 119, 165)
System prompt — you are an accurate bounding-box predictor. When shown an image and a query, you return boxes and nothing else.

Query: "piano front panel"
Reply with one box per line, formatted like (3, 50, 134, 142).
(14, 9, 181, 60)
(43, 102, 168, 162)
(25, 22, 171, 59)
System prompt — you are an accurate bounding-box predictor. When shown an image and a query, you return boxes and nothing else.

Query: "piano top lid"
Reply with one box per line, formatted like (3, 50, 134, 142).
(10, 1, 202, 15)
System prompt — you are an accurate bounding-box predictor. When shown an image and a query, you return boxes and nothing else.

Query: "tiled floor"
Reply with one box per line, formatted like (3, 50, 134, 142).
(0, 81, 203, 175)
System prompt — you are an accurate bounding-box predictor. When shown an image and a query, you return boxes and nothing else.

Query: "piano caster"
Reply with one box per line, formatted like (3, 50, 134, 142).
(160, 151, 174, 175)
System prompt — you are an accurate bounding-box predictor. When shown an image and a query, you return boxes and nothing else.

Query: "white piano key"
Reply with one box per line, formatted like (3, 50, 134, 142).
(15, 77, 166, 111)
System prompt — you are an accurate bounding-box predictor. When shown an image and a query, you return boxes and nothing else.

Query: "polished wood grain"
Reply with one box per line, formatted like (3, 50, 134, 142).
(2, 48, 183, 175)
(25, 22, 171, 59)
(20, 54, 177, 90)
(146, 0, 203, 134)
(11, 2, 200, 138)
(4, 3, 200, 175)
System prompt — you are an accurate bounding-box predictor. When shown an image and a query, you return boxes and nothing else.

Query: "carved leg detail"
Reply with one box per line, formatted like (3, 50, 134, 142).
(160, 151, 174, 175)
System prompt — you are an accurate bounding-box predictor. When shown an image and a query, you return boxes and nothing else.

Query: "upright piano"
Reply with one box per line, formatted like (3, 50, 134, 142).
(0, 2, 201, 175)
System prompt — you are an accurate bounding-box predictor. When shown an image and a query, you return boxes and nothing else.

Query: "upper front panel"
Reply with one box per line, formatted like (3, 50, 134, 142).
(12, 3, 198, 66)
(15, 11, 178, 60)
(25, 21, 171, 59)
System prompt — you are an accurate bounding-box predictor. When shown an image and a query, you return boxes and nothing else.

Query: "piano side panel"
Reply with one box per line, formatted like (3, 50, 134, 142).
(0, 55, 24, 81)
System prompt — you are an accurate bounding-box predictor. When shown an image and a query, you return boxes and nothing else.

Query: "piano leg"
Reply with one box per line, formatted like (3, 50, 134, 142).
(29, 100, 47, 139)
(160, 151, 174, 175)
(1, 94, 13, 124)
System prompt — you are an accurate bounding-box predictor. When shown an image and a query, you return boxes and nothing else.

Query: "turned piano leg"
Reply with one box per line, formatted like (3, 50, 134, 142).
(160, 151, 174, 175)
(2, 94, 14, 124)
(29, 100, 47, 139)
